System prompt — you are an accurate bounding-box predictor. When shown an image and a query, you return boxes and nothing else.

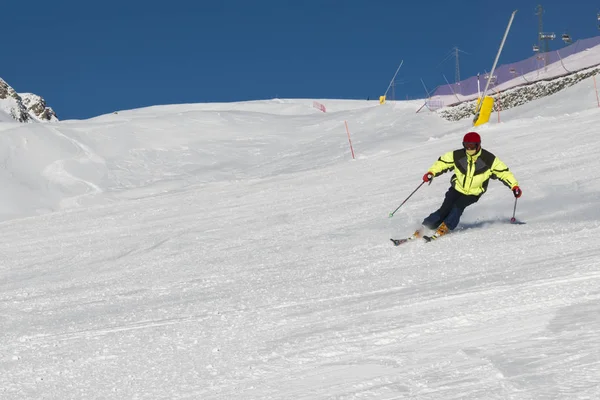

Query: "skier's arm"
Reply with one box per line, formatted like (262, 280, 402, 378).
(428, 151, 455, 176)
(491, 157, 518, 189)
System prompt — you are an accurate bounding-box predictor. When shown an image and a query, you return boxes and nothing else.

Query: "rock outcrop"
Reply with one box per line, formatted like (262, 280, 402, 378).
(0, 78, 58, 122)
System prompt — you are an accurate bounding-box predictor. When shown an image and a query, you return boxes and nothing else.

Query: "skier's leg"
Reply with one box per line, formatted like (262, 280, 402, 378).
(422, 212, 442, 230)
(422, 188, 460, 229)
(443, 193, 480, 230)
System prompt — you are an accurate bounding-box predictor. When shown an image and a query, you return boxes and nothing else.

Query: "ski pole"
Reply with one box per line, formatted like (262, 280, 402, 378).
(510, 197, 518, 223)
(389, 181, 428, 218)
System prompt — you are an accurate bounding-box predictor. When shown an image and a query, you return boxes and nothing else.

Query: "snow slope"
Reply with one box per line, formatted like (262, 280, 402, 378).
(1, 79, 600, 398)
(0, 98, 20, 123)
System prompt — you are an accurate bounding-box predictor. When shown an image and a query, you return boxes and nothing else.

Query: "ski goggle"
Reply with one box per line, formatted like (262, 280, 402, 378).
(463, 142, 480, 150)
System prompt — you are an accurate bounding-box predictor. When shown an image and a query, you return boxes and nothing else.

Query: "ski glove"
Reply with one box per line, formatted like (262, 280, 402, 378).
(512, 185, 522, 198)
(423, 172, 434, 182)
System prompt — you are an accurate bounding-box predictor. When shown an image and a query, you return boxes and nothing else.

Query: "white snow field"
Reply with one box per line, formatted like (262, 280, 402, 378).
(1, 79, 600, 399)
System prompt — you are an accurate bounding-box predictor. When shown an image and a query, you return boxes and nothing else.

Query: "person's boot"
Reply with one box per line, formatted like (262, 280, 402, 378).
(425, 222, 449, 241)
(410, 226, 424, 240)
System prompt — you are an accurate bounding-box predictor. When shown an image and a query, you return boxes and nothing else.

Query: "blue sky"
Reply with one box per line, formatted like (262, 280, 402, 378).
(3, 0, 599, 120)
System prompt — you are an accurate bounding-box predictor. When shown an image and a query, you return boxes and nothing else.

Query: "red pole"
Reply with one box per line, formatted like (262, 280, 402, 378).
(498, 98, 501, 123)
(490, 88, 501, 123)
(594, 75, 600, 108)
(344, 121, 355, 160)
(496, 92, 501, 123)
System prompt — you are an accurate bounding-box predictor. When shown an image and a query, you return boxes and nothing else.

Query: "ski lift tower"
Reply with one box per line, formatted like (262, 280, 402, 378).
(449, 47, 469, 94)
(535, 5, 555, 65)
(454, 47, 461, 85)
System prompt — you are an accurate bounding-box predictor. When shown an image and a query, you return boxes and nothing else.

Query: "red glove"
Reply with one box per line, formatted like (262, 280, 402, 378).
(423, 172, 433, 182)
(512, 185, 522, 198)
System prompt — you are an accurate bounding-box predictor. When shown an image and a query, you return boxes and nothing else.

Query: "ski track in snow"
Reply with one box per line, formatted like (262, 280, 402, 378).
(42, 126, 105, 208)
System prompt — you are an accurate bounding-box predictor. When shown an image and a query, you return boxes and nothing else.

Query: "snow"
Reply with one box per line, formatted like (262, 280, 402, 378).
(0, 98, 20, 122)
(2, 73, 600, 398)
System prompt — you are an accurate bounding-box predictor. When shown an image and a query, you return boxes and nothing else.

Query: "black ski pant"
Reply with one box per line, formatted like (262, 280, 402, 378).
(422, 187, 480, 230)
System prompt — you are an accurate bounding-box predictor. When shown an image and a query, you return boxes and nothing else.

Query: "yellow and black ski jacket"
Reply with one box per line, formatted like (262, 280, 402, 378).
(428, 148, 518, 197)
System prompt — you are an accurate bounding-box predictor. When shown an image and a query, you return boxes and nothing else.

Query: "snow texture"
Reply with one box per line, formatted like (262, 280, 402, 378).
(1, 77, 600, 398)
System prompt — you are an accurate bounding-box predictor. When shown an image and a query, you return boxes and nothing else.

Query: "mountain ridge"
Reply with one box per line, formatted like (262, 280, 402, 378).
(0, 77, 58, 122)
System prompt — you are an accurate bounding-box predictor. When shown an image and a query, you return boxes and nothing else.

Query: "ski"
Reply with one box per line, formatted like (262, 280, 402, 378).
(390, 235, 427, 246)
(393, 218, 525, 246)
(390, 236, 436, 246)
(390, 238, 413, 246)
(391, 229, 427, 246)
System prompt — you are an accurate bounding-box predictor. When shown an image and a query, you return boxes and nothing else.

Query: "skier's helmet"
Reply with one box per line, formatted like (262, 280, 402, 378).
(462, 131, 481, 152)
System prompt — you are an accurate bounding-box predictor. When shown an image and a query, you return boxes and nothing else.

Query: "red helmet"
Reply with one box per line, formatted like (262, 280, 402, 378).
(463, 132, 481, 143)
(462, 132, 481, 152)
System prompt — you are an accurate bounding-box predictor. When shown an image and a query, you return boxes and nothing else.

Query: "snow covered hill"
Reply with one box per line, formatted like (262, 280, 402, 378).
(1, 78, 600, 398)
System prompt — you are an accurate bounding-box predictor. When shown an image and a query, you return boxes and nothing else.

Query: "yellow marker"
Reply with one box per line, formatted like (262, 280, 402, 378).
(474, 96, 494, 126)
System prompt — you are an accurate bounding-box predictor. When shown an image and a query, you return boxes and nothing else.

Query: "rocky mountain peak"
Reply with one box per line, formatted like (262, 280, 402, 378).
(0, 77, 58, 122)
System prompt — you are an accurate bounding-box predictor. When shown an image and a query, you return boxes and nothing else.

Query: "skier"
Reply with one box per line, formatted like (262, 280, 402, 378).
(415, 131, 521, 241)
